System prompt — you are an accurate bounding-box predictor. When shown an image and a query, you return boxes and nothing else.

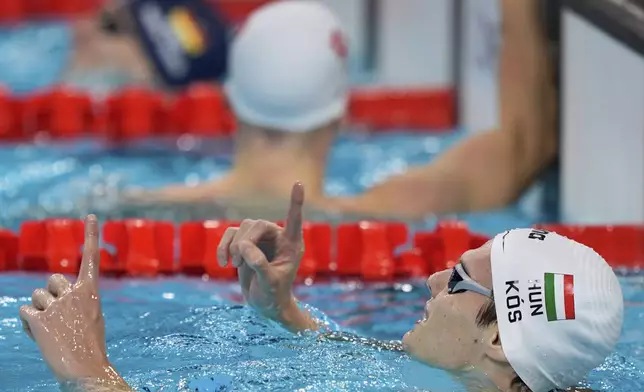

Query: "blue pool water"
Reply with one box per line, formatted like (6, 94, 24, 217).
(0, 132, 642, 391)
(0, 131, 538, 233)
(1, 274, 643, 391)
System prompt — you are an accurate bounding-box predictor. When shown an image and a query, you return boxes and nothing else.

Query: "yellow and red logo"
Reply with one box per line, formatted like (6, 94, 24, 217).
(168, 7, 206, 56)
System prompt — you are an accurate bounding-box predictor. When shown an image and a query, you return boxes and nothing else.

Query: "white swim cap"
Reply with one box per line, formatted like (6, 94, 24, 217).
(491, 229, 623, 392)
(224, 0, 349, 133)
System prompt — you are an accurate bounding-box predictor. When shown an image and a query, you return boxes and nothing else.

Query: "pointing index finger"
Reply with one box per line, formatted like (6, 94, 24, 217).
(284, 182, 304, 243)
(78, 214, 100, 289)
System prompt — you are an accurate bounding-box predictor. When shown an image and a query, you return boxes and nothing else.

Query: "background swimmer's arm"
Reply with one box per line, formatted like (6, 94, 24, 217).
(328, 0, 557, 219)
(121, 182, 222, 204)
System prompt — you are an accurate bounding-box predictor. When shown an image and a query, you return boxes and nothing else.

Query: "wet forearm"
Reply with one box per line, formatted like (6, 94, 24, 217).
(59, 365, 132, 392)
(61, 378, 133, 392)
(327, 2, 557, 218)
(273, 299, 320, 333)
(423, 0, 557, 212)
(496, 0, 558, 185)
(326, 131, 514, 218)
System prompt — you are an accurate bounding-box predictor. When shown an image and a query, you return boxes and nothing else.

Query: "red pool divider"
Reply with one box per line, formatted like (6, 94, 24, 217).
(4, 219, 644, 277)
(0, 0, 269, 23)
(19, 219, 85, 273)
(24, 0, 101, 18)
(435, 220, 470, 269)
(336, 222, 406, 279)
(104, 88, 169, 140)
(349, 88, 456, 130)
(0, 85, 456, 143)
(25, 89, 94, 139)
(45, 0, 99, 16)
(299, 222, 332, 277)
(396, 248, 428, 278)
(0, 0, 25, 22)
(0, 229, 18, 270)
(274, 221, 332, 278)
(536, 224, 644, 269)
(409, 221, 487, 275)
(103, 220, 175, 276)
(179, 220, 238, 278)
(210, 0, 274, 24)
(0, 89, 24, 140)
(169, 84, 232, 137)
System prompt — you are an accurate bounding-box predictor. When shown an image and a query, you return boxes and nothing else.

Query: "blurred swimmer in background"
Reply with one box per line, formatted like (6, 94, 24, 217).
(124, 0, 350, 220)
(325, 0, 559, 220)
(128, 0, 558, 222)
(0, 0, 229, 95)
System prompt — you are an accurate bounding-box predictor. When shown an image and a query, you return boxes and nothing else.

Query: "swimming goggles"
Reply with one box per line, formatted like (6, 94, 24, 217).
(98, 2, 135, 36)
(447, 263, 493, 298)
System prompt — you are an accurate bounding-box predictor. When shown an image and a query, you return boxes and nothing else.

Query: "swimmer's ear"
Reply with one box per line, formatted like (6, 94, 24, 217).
(330, 118, 344, 135)
(484, 326, 510, 365)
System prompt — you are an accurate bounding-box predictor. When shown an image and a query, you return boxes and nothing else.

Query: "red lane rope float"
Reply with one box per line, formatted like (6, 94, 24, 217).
(2, 220, 643, 277)
(103, 88, 168, 140)
(0, 0, 269, 24)
(209, 0, 275, 24)
(0, 0, 104, 22)
(169, 83, 235, 136)
(24, 88, 94, 139)
(180, 220, 237, 278)
(0, 228, 19, 271)
(349, 88, 455, 131)
(0, 88, 24, 140)
(534, 224, 644, 270)
(0, 85, 455, 143)
(0, 0, 24, 23)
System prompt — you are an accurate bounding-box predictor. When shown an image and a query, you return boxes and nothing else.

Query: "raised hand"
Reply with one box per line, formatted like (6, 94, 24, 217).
(19, 215, 129, 389)
(217, 182, 318, 331)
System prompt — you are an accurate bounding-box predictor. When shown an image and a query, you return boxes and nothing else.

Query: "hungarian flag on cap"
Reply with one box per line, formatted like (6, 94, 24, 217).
(544, 272, 576, 321)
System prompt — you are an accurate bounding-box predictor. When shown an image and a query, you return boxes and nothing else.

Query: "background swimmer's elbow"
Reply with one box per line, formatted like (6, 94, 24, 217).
(330, 128, 555, 219)
(327, 0, 558, 220)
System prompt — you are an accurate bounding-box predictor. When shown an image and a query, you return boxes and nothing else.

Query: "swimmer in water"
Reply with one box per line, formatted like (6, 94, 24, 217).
(20, 185, 622, 391)
(0, 0, 229, 95)
(127, 0, 558, 223)
(123, 0, 349, 221)
(324, 0, 559, 219)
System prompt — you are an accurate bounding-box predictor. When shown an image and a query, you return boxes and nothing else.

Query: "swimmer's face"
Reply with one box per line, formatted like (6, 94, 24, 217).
(402, 241, 503, 371)
(63, 1, 156, 93)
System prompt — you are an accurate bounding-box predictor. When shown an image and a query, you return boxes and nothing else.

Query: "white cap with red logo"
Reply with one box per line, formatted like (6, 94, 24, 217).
(490, 229, 624, 391)
(224, 0, 349, 133)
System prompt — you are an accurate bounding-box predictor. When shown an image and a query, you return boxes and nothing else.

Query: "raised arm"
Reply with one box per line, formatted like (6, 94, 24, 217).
(218, 182, 320, 333)
(19, 215, 132, 392)
(327, 0, 558, 219)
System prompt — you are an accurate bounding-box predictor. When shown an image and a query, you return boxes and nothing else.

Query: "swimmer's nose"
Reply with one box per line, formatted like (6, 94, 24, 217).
(426, 269, 450, 298)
